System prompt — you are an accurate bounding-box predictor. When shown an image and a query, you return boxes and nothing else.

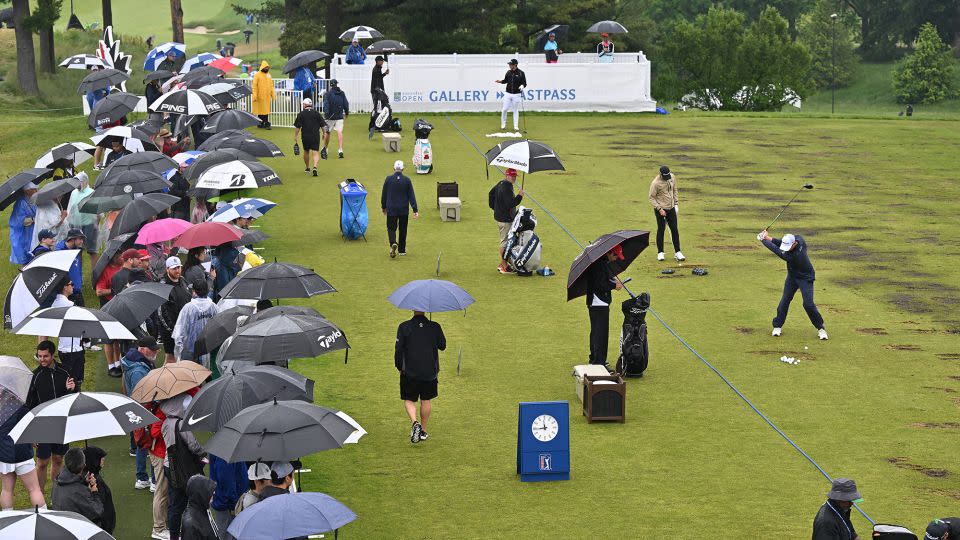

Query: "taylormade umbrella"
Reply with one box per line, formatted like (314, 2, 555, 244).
(197, 82, 252, 106)
(246, 306, 323, 324)
(198, 132, 284, 157)
(88, 92, 140, 128)
(34, 177, 81, 205)
(586, 20, 629, 34)
(90, 126, 159, 152)
(135, 218, 192, 244)
(10, 391, 158, 444)
(195, 161, 281, 191)
(143, 42, 186, 71)
(217, 313, 348, 364)
(149, 89, 223, 116)
(0, 356, 33, 423)
(209, 197, 276, 223)
(217, 262, 336, 300)
(172, 222, 244, 249)
(98, 152, 178, 186)
(282, 50, 329, 74)
(12, 306, 136, 340)
(365, 40, 410, 54)
(228, 492, 356, 540)
(91, 233, 135, 285)
(388, 279, 475, 313)
(339, 25, 383, 41)
(193, 304, 256, 356)
(59, 54, 108, 70)
(181, 365, 313, 432)
(0, 508, 116, 540)
(3, 250, 81, 330)
(200, 109, 260, 133)
(76, 69, 128, 94)
(485, 139, 564, 174)
(34, 142, 96, 169)
(101, 282, 174, 330)
(0, 168, 53, 211)
(567, 230, 649, 301)
(130, 362, 211, 403)
(93, 170, 171, 198)
(183, 149, 253, 183)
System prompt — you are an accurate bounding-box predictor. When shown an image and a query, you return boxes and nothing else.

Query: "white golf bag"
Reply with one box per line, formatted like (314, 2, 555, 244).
(412, 119, 434, 174)
(504, 207, 542, 276)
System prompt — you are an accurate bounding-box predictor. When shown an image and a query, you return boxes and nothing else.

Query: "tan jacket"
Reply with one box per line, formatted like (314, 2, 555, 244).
(648, 174, 678, 211)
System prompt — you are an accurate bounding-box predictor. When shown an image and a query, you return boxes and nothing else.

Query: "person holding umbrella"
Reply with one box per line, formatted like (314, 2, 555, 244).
(495, 59, 526, 132)
(584, 246, 623, 369)
(156, 128, 191, 158)
(544, 33, 562, 63)
(66, 172, 99, 270)
(812, 478, 862, 539)
(173, 279, 219, 364)
(597, 33, 615, 63)
(157, 51, 181, 74)
(120, 336, 159, 492)
(160, 388, 205, 540)
(381, 160, 419, 258)
(81, 446, 116, 534)
(252, 60, 275, 130)
(758, 229, 828, 340)
(649, 165, 684, 262)
(395, 309, 446, 443)
(50, 279, 86, 391)
(8, 183, 38, 265)
(55, 228, 86, 305)
(26, 341, 76, 494)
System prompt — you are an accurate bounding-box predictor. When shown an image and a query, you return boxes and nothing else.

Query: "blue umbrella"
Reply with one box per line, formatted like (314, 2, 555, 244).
(388, 279, 475, 313)
(208, 197, 277, 223)
(227, 492, 356, 540)
(143, 42, 186, 71)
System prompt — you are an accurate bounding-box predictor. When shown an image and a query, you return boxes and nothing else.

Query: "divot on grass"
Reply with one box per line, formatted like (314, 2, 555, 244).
(734, 326, 754, 335)
(883, 344, 922, 351)
(886, 456, 950, 478)
(856, 328, 888, 335)
(936, 353, 960, 361)
(909, 422, 960, 430)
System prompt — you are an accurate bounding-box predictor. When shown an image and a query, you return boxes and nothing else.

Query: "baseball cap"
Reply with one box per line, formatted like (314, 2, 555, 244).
(38, 229, 55, 241)
(24, 182, 38, 190)
(329, 79, 338, 86)
(925, 520, 950, 540)
(302, 97, 313, 107)
(505, 168, 517, 177)
(76, 171, 89, 186)
(375, 55, 385, 62)
(120, 248, 140, 261)
(248, 462, 271, 481)
(779, 233, 796, 252)
(660, 165, 671, 179)
(609, 244, 625, 261)
(166, 256, 183, 269)
(136, 249, 150, 260)
(270, 461, 294, 479)
(394, 160, 404, 170)
(66, 228, 86, 240)
(601, 32, 610, 38)
(137, 336, 160, 350)
(508, 58, 518, 65)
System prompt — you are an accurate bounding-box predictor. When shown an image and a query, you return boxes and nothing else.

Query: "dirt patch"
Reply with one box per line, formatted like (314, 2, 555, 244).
(817, 243, 873, 261)
(886, 457, 950, 478)
(856, 328, 888, 335)
(833, 276, 870, 289)
(922, 386, 957, 394)
(184, 26, 242, 36)
(818, 303, 851, 313)
(948, 376, 960, 381)
(910, 422, 960, 430)
(734, 326, 755, 335)
(937, 353, 960, 361)
(921, 488, 960, 500)
(883, 344, 923, 351)
(910, 328, 938, 334)
(934, 296, 960, 305)
(889, 294, 932, 314)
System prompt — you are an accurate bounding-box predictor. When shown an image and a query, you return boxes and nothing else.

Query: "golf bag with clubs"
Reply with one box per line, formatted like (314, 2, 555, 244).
(412, 119, 434, 174)
(616, 292, 650, 377)
(370, 89, 401, 133)
(503, 207, 542, 276)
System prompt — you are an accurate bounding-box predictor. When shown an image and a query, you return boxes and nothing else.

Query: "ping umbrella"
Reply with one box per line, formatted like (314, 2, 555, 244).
(101, 282, 174, 330)
(198, 132, 284, 157)
(0, 356, 35, 423)
(35, 142, 96, 169)
(200, 109, 260, 133)
(60, 54, 108, 70)
(98, 152, 178, 186)
(217, 313, 348, 364)
(143, 70, 174, 83)
(10, 391, 158, 444)
(88, 92, 140, 129)
(209, 197, 276, 223)
(228, 492, 356, 540)
(0, 168, 53, 211)
(130, 362, 211, 403)
(193, 305, 255, 356)
(180, 53, 226, 73)
(34, 177, 82, 205)
(184, 149, 253, 183)
(194, 160, 281, 191)
(339, 25, 383, 41)
(246, 306, 323, 324)
(198, 82, 251, 106)
(586, 20, 629, 34)
(143, 42, 186, 71)
(91, 233, 135, 285)
(388, 279, 475, 313)
(149, 89, 223, 116)
(566, 230, 649, 301)
(202, 399, 365, 462)
(12, 306, 136, 340)
(135, 218, 192, 244)
(181, 365, 314, 432)
(92, 170, 171, 198)
(0, 508, 116, 540)
(90, 126, 159, 153)
(3, 250, 81, 330)
(172, 222, 244, 249)
(76, 69, 128, 94)
(217, 262, 336, 300)
(365, 40, 410, 54)
(484, 139, 564, 174)
(281, 50, 329, 74)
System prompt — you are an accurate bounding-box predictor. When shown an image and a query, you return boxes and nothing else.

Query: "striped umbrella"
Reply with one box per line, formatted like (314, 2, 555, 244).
(180, 53, 224, 73)
(11, 306, 136, 340)
(35, 142, 96, 169)
(143, 42, 186, 71)
(10, 391, 158, 444)
(0, 508, 115, 539)
(172, 150, 205, 168)
(3, 250, 81, 330)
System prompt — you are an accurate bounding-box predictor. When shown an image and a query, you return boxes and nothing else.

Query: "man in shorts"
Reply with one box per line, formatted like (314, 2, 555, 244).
(321, 79, 350, 159)
(395, 310, 446, 443)
(26, 340, 76, 493)
(292, 97, 326, 177)
(491, 168, 523, 274)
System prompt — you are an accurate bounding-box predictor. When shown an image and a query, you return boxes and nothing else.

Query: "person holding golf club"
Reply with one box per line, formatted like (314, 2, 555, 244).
(495, 59, 526, 132)
(758, 229, 828, 340)
(649, 165, 684, 262)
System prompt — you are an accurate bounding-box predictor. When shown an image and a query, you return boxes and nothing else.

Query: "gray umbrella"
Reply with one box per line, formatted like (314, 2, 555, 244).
(35, 177, 81, 205)
(282, 50, 329, 74)
(126, 119, 163, 137)
(586, 20, 628, 34)
(198, 82, 252, 106)
(231, 229, 268, 247)
(218, 313, 348, 364)
(181, 365, 314, 432)
(218, 262, 336, 300)
(227, 492, 356, 540)
(92, 170, 171, 198)
(193, 305, 255, 356)
(97, 152, 178, 187)
(200, 110, 261, 134)
(101, 282, 173, 330)
(198, 131, 284, 158)
(77, 194, 132, 214)
(183, 148, 253, 183)
(181, 66, 224, 89)
(388, 279, 475, 313)
(144, 70, 174, 82)
(202, 399, 365, 462)
(88, 92, 140, 129)
(107, 193, 180, 239)
(91, 233, 135, 285)
(77, 69, 129, 94)
(0, 168, 53, 211)
(246, 305, 323, 324)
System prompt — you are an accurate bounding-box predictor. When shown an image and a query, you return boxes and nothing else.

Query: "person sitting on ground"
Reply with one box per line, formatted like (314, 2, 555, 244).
(180, 474, 220, 540)
(27, 340, 76, 494)
(51, 448, 103, 524)
(234, 462, 271, 514)
(395, 310, 446, 443)
(924, 518, 960, 540)
(491, 168, 523, 274)
(812, 477, 862, 540)
(82, 446, 115, 534)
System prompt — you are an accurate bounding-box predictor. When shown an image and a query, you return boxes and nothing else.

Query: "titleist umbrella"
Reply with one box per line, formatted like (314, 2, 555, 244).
(98, 152, 178, 186)
(218, 313, 348, 364)
(35, 142, 96, 169)
(0, 508, 116, 540)
(3, 250, 81, 330)
(0, 168, 53, 211)
(282, 50, 329, 74)
(101, 282, 174, 330)
(566, 230, 649, 301)
(10, 391, 158, 444)
(218, 262, 336, 300)
(88, 92, 140, 128)
(193, 305, 255, 356)
(12, 306, 136, 340)
(485, 139, 564, 174)
(149, 89, 223, 116)
(76, 68, 128, 94)
(200, 109, 260, 133)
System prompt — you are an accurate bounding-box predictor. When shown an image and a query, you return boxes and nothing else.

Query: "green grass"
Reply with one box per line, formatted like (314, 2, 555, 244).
(1, 109, 958, 537)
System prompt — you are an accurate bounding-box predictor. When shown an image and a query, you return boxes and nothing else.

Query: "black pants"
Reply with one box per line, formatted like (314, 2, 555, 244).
(654, 207, 681, 253)
(773, 276, 824, 329)
(68, 291, 84, 307)
(588, 306, 610, 366)
(166, 468, 188, 536)
(257, 114, 270, 127)
(59, 350, 85, 391)
(387, 214, 409, 253)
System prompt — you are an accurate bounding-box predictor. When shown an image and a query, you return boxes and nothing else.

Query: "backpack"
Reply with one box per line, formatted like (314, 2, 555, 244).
(167, 419, 205, 489)
(488, 181, 504, 210)
(132, 426, 154, 450)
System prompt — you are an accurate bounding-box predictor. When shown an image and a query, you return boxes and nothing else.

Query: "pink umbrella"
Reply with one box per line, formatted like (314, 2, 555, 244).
(173, 222, 244, 249)
(136, 218, 193, 245)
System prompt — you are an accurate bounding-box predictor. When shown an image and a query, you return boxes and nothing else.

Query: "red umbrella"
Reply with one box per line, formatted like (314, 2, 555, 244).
(172, 222, 244, 249)
(208, 57, 242, 73)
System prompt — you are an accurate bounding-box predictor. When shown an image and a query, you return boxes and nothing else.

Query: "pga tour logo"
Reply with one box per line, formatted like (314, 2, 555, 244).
(538, 454, 552, 471)
(317, 330, 343, 348)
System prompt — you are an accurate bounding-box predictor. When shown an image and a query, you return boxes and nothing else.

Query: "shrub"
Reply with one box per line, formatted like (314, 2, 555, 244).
(892, 22, 956, 104)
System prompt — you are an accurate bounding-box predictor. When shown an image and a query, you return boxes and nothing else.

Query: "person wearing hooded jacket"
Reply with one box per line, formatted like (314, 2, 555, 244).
(252, 60, 275, 129)
(208, 454, 247, 536)
(161, 390, 205, 540)
(181, 474, 219, 540)
(81, 446, 115, 534)
(157, 256, 192, 364)
(172, 279, 218, 365)
(27, 341, 76, 494)
(51, 448, 103, 525)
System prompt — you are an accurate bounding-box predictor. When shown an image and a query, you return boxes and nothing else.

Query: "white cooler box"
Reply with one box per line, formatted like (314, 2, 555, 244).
(572, 364, 611, 403)
(382, 132, 401, 152)
(438, 197, 461, 222)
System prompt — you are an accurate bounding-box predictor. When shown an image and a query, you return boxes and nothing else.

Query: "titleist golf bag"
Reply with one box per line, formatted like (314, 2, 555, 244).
(504, 207, 541, 276)
(370, 89, 401, 133)
(616, 293, 650, 377)
(412, 119, 434, 174)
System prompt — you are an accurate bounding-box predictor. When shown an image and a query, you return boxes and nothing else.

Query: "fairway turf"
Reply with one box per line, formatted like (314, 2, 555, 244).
(1, 111, 958, 538)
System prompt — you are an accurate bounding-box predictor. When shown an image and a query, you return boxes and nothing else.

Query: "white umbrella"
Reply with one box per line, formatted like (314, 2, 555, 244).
(3, 250, 82, 330)
(339, 25, 383, 41)
(0, 508, 115, 539)
(12, 306, 136, 340)
(0, 356, 33, 424)
(10, 391, 159, 445)
(35, 142, 96, 169)
(195, 160, 281, 191)
(59, 54, 108, 70)
(149, 89, 223, 116)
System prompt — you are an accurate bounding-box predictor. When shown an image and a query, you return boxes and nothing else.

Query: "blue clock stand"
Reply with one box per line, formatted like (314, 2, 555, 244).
(517, 401, 570, 482)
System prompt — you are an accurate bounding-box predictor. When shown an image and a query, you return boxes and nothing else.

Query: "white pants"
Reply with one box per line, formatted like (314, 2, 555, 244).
(501, 93, 522, 129)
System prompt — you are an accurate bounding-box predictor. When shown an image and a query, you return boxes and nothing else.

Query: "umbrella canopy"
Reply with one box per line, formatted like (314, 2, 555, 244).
(171, 150, 205, 169)
(181, 365, 313, 432)
(172, 222, 244, 249)
(35, 177, 82, 205)
(195, 160, 281, 191)
(193, 305, 255, 356)
(88, 92, 140, 129)
(143, 42, 186, 71)
(207, 56, 242, 73)
(11, 392, 158, 444)
(126, 118, 164, 137)
(90, 126, 159, 152)
(60, 54, 108, 70)
(143, 70, 174, 83)
(181, 70, 224, 90)
(388, 279, 475, 313)
(365, 39, 410, 54)
(218, 313, 348, 364)
(184, 149, 254, 183)
(246, 305, 323, 324)
(3, 250, 81, 330)
(209, 197, 276, 223)
(339, 25, 383, 41)
(203, 399, 365, 462)
(586, 20, 629, 34)
(198, 131, 284, 157)
(130, 362, 211, 403)
(98, 152, 178, 186)
(534, 24, 570, 51)
(484, 139, 564, 174)
(180, 53, 225, 73)
(135, 218, 192, 244)
(105, 194, 180, 239)
(0, 508, 116, 540)
(566, 230, 649, 301)
(198, 82, 251, 106)
(77, 194, 129, 214)
(91, 233, 135, 285)
(200, 109, 260, 133)
(35, 142, 96, 169)
(149, 89, 223, 116)
(93, 170, 171, 198)
(218, 262, 336, 300)
(281, 50, 329, 74)
(0, 168, 53, 211)
(228, 492, 356, 540)
(101, 282, 174, 330)
(76, 69, 128, 94)
(232, 229, 268, 247)
(0, 356, 35, 423)
(12, 306, 136, 340)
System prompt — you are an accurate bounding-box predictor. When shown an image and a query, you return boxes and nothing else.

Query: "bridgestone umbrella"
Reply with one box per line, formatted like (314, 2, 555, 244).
(76, 69, 129, 94)
(93, 170, 171, 198)
(202, 399, 365, 462)
(4, 250, 81, 330)
(218, 262, 336, 300)
(227, 492, 356, 540)
(281, 50, 329, 74)
(60, 54, 108, 70)
(0, 168, 53, 211)
(172, 222, 244, 249)
(0, 356, 33, 423)
(218, 313, 348, 364)
(101, 282, 174, 330)
(10, 391, 158, 444)
(566, 230, 649, 301)
(195, 160, 281, 191)
(91, 233, 135, 285)
(339, 25, 383, 41)
(198, 82, 252, 106)
(98, 152, 178, 186)
(149, 89, 223, 116)
(193, 305, 255, 356)
(135, 218, 192, 244)
(88, 92, 140, 128)
(365, 40, 410, 54)
(181, 365, 314, 432)
(35, 142, 96, 169)
(198, 132, 284, 157)
(143, 70, 174, 82)
(586, 20, 629, 34)
(0, 508, 116, 540)
(484, 139, 564, 174)
(90, 126, 159, 152)
(388, 279, 475, 313)
(13, 306, 136, 340)
(130, 362, 211, 403)
(35, 177, 81, 205)
(200, 109, 260, 133)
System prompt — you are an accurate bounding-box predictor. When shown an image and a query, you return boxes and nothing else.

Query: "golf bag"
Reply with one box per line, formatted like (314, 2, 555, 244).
(503, 207, 542, 276)
(872, 524, 917, 540)
(370, 89, 401, 133)
(616, 293, 650, 377)
(412, 119, 434, 175)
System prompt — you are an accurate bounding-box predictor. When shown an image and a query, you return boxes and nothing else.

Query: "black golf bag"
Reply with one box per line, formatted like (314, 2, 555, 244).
(616, 292, 650, 377)
(503, 207, 542, 276)
(872, 524, 917, 540)
(370, 89, 401, 132)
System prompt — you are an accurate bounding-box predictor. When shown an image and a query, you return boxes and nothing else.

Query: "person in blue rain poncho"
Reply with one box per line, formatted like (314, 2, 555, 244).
(8, 184, 38, 265)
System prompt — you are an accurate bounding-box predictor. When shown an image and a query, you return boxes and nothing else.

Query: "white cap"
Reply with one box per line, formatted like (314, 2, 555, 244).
(302, 97, 313, 106)
(165, 256, 183, 269)
(248, 462, 271, 481)
(780, 234, 796, 251)
(24, 182, 38, 190)
(394, 160, 404, 171)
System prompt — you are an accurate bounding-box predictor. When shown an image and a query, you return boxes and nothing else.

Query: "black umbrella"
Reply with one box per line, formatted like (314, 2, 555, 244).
(92, 170, 171, 198)
(247, 305, 324, 324)
(218, 313, 348, 364)
(193, 305, 255, 356)
(218, 262, 336, 300)
(183, 149, 253, 184)
(194, 160, 281, 191)
(126, 119, 163, 137)
(101, 282, 173, 330)
(200, 109, 260, 133)
(202, 399, 365, 462)
(76, 69, 129, 94)
(231, 229, 268, 247)
(10, 391, 157, 444)
(90, 126, 159, 152)
(181, 66, 224, 89)
(91, 233, 135, 285)
(0, 168, 53, 211)
(534, 24, 569, 51)
(198, 131, 284, 157)
(365, 40, 410, 54)
(77, 194, 132, 214)
(144, 70, 174, 82)
(34, 177, 81, 205)
(3, 250, 81, 330)
(484, 139, 564, 174)
(586, 20, 628, 34)
(0, 508, 116, 539)
(97, 152, 178, 187)
(181, 365, 314, 432)
(107, 193, 180, 239)
(88, 92, 140, 129)
(566, 230, 649, 301)
(282, 50, 329, 74)
(197, 82, 251, 106)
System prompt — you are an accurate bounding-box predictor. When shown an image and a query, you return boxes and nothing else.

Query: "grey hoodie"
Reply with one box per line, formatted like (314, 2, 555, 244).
(52, 469, 103, 524)
(160, 393, 203, 467)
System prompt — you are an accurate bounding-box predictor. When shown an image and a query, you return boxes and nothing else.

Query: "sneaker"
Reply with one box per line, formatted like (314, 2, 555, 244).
(772, 327, 782, 337)
(418, 430, 428, 441)
(657, 252, 665, 261)
(390, 243, 398, 258)
(818, 328, 829, 340)
(264, 124, 272, 130)
(108, 367, 122, 378)
(675, 251, 685, 261)
(320, 148, 328, 160)
(411, 421, 421, 443)
(338, 150, 344, 159)
(312, 168, 318, 177)
(93, 164, 104, 170)
(150, 481, 157, 493)
(134, 479, 150, 490)
(304, 167, 310, 173)
(151, 529, 171, 540)
(368, 127, 374, 140)
(398, 251, 407, 256)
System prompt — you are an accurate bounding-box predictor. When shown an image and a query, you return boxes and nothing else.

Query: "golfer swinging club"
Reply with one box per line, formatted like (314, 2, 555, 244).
(758, 229, 828, 340)
(495, 59, 527, 132)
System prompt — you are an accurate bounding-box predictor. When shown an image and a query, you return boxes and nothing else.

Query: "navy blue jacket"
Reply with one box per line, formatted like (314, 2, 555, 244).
(0, 405, 33, 463)
(381, 172, 418, 216)
(763, 235, 815, 281)
(322, 87, 349, 120)
(55, 240, 84, 291)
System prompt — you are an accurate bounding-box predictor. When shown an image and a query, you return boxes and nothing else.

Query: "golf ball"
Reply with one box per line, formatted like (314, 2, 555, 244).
(804, 346, 808, 350)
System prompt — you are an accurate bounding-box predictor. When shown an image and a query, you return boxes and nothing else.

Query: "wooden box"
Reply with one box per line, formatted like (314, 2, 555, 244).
(583, 374, 626, 423)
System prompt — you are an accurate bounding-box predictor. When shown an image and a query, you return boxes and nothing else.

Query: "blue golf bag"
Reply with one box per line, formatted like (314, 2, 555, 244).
(339, 179, 368, 241)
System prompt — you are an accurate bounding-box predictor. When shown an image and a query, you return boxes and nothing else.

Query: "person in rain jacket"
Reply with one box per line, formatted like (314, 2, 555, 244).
(51, 448, 103, 524)
(321, 80, 350, 160)
(208, 454, 247, 535)
(252, 60, 275, 129)
(293, 65, 316, 101)
(173, 279, 219, 365)
(8, 183, 38, 265)
(81, 446, 115, 534)
(345, 38, 366, 64)
(120, 337, 159, 490)
(181, 474, 220, 540)
(211, 244, 242, 302)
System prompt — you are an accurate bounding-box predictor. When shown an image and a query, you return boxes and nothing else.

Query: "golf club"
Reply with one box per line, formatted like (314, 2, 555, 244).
(764, 183, 814, 230)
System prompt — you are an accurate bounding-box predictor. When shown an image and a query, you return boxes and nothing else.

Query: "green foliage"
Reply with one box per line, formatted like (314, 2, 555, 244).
(798, 0, 859, 90)
(23, 0, 62, 32)
(893, 22, 956, 104)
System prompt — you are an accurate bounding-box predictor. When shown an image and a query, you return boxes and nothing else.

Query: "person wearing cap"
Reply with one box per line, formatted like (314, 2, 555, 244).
(395, 309, 446, 443)
(111, 248, 147, 299)
(158, 256, 192, 364)
(544, 32, 562, 63)
(379, 161, 418, 258)
(759, 229, 828, 340)
(649, 165, 684, 262)
(345, 38, 367, 65)
(924, 518, 960, 540)
(56, 228, 87, 306)
(812, 477, 863, 539)
(66, 171, 99, 270)
(120, 336, 159, 493)
(495, 59, 527, 132)
(208, 453, 247, 535)
(584, 247, 624, 369)
(95, 251, 124, 377)
(234, 462, 271, 514)
(8, 183, 38, 265)
(597, 32, 615, 63)
(252, 60, 275, 129)
(50, 279, 86, 391)
(157, 50, 180, 74)
(491, 168, 524, 273)
(29, 229, 57, 261)
(321, 78, 350, 159)
(261, 461, 295, 500)
(293, 97, 326, 177)
(155, 128, 190, 158)
(369, 55, 390, 139)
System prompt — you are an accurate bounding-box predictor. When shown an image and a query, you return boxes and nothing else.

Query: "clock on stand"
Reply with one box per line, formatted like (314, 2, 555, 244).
(517, 401, 570, 482)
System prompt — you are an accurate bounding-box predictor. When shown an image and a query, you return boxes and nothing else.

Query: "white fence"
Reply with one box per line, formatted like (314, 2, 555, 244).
(224, 78, 331, 128)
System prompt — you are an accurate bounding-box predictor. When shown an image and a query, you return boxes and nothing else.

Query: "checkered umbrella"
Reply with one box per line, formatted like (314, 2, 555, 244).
(11, 306, 136, 340)
(339, 25, 383, 41)
(90, 126, 160, 153)
(9, 391, 159, 444)
(59, 54, 108, 70)
(0, 508, 115, 540)
(180, 53, 224, 73)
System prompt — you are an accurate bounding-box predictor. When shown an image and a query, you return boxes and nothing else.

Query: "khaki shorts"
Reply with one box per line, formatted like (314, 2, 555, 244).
(498, 221, 512, 249)
(325, 119, 344, 132)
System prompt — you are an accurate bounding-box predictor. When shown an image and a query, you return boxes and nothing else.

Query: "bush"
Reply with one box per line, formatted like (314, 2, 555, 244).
(892, 23, 956, 104)
(798, 0, 859, 90)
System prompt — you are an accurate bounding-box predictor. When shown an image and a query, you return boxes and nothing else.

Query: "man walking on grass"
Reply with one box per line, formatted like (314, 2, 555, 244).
(321, 79, 349, 159)
(648, 165, 684, 262)
(491, 168, 523, 273)
(395, 311, 446, 443)
(381, 160, 418, 258)
(293, 97, 326, 177)
(759, 229, 828, 340)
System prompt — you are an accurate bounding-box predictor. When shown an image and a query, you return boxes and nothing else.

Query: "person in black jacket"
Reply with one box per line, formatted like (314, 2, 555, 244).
(759, 230, 827, 340)
(492, 168, 523, 274)
(811, 477, 862, 540)
(924, 518, 960, 540)
(381, 160, 419, 258)
(395, 311, 446, 443)
(51, 448, 103, 525)
(494, 58, 526, 131)
(181, 474, 219, 540)
(27, 341, 76, 493)
(82, 446, 115, 534)
(157, 256, 192, 364)
(585, 246, 624, 369)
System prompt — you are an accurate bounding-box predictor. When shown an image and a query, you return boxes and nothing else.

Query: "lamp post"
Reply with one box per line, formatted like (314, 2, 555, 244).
(830, 12, 838, 114)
